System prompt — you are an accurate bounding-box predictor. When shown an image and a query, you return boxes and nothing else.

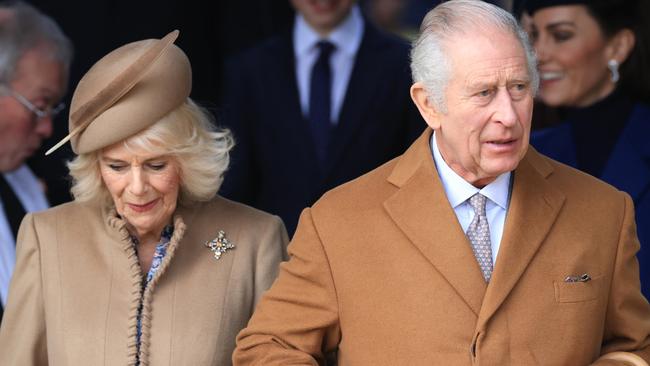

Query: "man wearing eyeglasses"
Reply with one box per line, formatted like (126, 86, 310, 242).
(0, 1, 72, 324)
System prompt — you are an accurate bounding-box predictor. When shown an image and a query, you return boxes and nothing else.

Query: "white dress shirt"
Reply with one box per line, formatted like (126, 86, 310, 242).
(430, 132, 511, 265)
(0, 164, 49, 306)
(293, 5, 364, 124)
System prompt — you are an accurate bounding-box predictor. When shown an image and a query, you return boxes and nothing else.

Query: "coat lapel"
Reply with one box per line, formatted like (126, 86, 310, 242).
(384, 134, 567, 321)
(477, 148, 565, 328)
(383, 130, 487, 316)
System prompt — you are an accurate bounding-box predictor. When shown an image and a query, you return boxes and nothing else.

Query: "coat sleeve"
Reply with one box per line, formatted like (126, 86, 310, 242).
(593, 193, 650, 365)
(234, 208, 340, 366)
(0, 213, 48, 365)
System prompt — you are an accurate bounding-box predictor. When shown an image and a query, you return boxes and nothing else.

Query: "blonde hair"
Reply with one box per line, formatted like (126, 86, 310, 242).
(68, 98, 234, 206)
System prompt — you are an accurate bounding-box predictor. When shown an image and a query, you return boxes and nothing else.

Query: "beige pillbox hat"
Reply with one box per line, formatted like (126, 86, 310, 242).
(46, 30, 191, 155)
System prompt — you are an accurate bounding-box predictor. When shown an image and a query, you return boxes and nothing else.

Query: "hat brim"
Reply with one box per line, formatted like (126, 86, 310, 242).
(45, 30, 181, 156)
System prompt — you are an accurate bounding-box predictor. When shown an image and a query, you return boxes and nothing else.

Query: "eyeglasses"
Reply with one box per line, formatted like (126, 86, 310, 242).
(2, 86, 65, 119)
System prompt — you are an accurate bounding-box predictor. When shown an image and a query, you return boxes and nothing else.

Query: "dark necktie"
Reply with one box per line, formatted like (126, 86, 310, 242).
(0, 175, 26, 323)
(0, 174, 27, 241)
(309, 40, 336, 163)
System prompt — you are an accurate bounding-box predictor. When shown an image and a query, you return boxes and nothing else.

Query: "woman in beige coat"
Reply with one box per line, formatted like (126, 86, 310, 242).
(0, 30, 288, 365)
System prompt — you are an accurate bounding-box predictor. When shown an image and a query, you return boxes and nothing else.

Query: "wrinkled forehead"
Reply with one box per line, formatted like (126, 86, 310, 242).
(448, 29, 526, 63)
(462, 60, 531, 93)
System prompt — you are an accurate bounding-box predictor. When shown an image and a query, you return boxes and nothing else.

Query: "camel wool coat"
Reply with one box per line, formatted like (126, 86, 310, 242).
(234, 129, 650, 365)
(0, 196, 288, 365)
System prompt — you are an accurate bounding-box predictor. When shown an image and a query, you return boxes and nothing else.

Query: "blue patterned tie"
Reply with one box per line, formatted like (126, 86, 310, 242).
(309, 41, 335, 163)
(466, 193, 494, 282)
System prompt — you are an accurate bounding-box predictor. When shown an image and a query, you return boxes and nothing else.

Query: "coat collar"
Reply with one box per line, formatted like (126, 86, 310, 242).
(101, 202, 190, 364)
(102, 203, 191, 249)
(383, 129, 565, 322)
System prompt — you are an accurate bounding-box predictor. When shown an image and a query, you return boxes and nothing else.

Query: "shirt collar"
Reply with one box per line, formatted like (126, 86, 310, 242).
(293, 5, 364, 58)
(431, 132, 511, 209)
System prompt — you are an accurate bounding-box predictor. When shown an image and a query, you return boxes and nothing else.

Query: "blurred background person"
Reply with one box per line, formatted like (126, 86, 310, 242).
(524, 0, 650, 296)
(219, 0, 425, 235)
(361, 0, 513, 41)
(361, 0, 434, 41)
(0, 0, 71, 324)
(364, 0, 412, 39)
(0, 31, 287, 365)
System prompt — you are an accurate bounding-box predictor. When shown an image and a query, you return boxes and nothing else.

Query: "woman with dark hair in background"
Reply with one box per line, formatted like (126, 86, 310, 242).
(525, 0, 650, 297)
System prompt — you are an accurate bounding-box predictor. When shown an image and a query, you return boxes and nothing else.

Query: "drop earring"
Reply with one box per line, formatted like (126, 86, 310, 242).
(607, 59, 620, 83)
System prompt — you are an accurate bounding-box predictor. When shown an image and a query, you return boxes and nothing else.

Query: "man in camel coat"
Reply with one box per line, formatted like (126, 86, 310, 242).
(233, 1, 650, 365)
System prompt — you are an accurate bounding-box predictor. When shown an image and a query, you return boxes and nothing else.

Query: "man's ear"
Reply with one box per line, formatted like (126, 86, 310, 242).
(410, 82, 442, 130)
(605, 28, 635, 64)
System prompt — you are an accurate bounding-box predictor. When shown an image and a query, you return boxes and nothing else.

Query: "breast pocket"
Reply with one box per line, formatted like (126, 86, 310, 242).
(553, 275, 602, 303)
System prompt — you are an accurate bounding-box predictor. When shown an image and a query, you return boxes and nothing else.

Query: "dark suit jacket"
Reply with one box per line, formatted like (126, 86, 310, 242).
(219, 21, 424, 234)
(234, 129, 650, 365)
(531, 103, 650, 297)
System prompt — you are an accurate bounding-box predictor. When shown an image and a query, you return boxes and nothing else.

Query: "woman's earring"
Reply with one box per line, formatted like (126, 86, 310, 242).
(608, 59, 620, 83)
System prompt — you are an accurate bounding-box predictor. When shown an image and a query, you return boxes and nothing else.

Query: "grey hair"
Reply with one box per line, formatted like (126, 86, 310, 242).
(0, 1, 73, 84)
(67, 99, 235, 207)
(410, 0, 539, 112)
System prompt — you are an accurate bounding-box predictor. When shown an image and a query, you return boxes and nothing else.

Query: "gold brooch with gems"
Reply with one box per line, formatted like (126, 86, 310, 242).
(204, 230, 235, 260)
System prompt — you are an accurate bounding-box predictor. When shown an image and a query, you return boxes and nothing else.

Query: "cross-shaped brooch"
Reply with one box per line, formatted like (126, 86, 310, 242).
(204, 230, 235, 260)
